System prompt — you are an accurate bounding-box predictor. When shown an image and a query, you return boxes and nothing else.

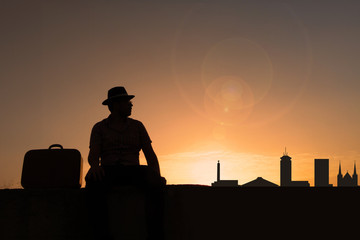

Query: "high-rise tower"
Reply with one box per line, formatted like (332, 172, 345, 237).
(280, 148, 292, 186)
(315, 159, 330, 187)
(280, 148, 310, 187)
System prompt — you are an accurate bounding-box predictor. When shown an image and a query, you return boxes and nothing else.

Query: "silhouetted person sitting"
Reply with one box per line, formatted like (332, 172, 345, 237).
(85, 86, 166, 240)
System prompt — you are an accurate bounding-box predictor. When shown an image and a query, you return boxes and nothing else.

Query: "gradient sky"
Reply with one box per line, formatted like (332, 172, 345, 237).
(1, 0, 360, 188)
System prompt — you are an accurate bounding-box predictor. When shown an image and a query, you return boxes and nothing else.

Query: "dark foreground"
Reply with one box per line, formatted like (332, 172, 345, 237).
(0, 185, 359, 240)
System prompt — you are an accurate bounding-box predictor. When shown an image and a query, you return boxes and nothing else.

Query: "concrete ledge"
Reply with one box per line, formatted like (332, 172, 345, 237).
(1, 186, 359, 239)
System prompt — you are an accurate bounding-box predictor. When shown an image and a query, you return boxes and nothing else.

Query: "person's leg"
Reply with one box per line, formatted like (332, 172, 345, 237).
(103, 165, 166, 240)
(85, 179, 111, 240)
(140, 167, 167, 240)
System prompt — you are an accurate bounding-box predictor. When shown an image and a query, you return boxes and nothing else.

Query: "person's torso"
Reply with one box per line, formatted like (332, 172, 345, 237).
(99, 118, 143, 166)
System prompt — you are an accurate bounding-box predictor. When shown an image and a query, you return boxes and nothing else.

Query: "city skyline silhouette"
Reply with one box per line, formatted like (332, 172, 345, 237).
(211, 149, 358, 187)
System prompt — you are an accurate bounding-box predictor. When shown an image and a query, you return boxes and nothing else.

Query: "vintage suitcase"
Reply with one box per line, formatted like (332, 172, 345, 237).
(21, 144, 83, 188)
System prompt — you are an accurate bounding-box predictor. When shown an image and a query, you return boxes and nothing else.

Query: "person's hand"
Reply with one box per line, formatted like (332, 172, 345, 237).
(160, 176, 167, 185)
(85, 165, 105, 182)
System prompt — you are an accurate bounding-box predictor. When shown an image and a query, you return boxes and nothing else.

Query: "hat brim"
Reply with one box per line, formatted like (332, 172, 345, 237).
(102, 95, 135, 105)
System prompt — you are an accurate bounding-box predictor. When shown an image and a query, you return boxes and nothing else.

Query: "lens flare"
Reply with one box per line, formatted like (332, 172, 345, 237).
(171, 4, 312, 128)
(204, 76, 254, 126)
(201, 37, 273, 109)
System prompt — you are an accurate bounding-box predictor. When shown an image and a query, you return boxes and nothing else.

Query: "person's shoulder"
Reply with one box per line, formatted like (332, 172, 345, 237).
(128, 117, 143, 125)
(92, 118, 108, 130)
(128, 118, 145, 127)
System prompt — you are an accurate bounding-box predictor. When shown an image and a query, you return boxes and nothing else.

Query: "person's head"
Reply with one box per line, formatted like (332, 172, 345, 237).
(107, 98, 133, 116)
(102, 87, 135, 117)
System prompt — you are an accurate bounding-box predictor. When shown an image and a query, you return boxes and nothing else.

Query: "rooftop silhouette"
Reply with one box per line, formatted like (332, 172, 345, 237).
(242, 177, 278, 187)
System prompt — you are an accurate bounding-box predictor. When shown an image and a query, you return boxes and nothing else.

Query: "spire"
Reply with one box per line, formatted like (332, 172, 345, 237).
(280, 147, 291, 161)
(353, 161, 358, 186)
(354, 161, 357, 175)
(284, 147, 288, 156)
(217, 160, 220, 181)
(338, 161, 342, 175)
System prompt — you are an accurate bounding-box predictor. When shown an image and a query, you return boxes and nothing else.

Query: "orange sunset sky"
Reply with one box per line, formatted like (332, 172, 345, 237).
(1, 0, 360, 188)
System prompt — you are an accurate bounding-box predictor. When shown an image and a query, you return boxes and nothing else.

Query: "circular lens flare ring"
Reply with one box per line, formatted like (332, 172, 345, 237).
(170, 4, 313, 128)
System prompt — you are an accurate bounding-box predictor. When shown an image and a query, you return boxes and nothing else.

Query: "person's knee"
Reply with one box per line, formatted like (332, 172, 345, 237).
(146, 169, 166, 187)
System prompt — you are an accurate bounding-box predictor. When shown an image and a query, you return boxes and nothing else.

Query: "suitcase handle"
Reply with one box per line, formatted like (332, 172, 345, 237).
(49, 144, 63, 149)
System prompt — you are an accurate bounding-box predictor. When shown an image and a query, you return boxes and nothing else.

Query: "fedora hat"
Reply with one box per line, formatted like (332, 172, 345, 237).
(102, 87, 135, 105)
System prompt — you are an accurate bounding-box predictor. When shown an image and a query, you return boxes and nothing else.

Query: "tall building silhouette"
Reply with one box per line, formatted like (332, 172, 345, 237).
(280, 148, 309, 187)
(212, 161, 238, 187)
(280, 149, 292, 186)
(337, 162, 358, 187)
(315, 159, 332, 187)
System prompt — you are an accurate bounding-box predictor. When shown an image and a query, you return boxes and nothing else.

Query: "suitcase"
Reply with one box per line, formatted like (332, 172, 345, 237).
(21, 144, 83, 189)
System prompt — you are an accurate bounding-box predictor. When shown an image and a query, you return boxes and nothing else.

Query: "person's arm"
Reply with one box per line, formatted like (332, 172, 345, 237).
(142, 143, 161, 176)
(86, 124, 105, 182)
(88, 144, 100, 167)
(86, 145, 105, 181)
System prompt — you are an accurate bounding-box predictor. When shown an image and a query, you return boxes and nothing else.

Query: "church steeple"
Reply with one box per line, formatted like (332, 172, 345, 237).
(338, 162, 342, 176)
(337, 162, 343, 187)
(353, 162, 357, 175)
(353, 161, 358, 186)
